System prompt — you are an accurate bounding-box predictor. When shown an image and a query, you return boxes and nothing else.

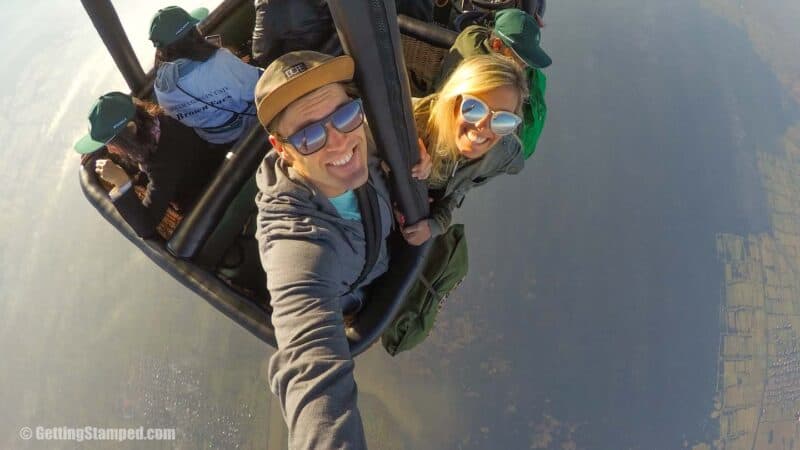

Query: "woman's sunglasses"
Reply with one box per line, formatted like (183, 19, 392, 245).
(277, 98, 365, 155)
(459, 94, 522, 136)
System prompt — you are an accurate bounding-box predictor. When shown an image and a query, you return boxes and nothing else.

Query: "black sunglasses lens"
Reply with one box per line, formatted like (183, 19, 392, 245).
(332, 100, 364, 133)
(289, 124, 327, 155)
(286, 100, 363, 155)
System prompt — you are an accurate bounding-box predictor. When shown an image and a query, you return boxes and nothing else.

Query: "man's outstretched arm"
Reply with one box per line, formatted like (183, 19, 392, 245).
(263, 235, 367, 450)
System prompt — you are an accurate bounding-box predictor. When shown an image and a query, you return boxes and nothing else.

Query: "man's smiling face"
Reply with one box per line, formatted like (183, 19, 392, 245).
(269, 83, 369, 198)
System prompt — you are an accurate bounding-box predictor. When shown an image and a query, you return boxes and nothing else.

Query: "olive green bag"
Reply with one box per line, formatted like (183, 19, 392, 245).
(381, 224, 469, 356)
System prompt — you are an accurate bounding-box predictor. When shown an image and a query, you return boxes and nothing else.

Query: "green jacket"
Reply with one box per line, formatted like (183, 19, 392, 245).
(522, 67, 547, 159)
(435, 25, 547, 159)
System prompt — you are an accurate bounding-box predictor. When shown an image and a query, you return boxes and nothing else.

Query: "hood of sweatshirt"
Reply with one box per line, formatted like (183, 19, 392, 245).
(255, 150, 351, 226)
(154, 58, 199, 93)
(254, 149, 393, 296)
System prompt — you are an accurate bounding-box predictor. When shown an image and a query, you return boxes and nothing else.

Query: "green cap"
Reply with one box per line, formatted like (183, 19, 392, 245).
(149, 6, 207, 48)
(74, 92, 136, 154)
(493, 8, 552, 68)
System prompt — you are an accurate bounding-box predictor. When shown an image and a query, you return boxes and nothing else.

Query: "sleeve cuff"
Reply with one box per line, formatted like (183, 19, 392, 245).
(109, 181, 132, 201)
(428, 218, 444, 238)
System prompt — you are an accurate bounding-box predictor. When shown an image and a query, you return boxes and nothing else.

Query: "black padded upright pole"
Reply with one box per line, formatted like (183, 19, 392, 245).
(327, 0, 429, 226)
(81, 0, 147, 94)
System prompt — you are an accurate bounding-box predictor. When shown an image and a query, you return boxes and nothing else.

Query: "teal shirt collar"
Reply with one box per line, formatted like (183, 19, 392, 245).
(328, 190, 362, 221)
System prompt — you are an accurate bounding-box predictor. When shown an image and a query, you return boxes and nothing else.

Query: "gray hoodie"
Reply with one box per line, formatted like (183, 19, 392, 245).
(427, 134, 525, 236)
(255, 149, 392, 450)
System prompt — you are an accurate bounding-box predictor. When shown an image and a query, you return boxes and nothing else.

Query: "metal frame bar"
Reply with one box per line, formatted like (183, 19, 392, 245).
(80, 0, 146, 93)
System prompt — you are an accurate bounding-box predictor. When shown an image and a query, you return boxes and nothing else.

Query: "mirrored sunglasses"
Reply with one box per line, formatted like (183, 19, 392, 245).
(279, 98, 365, 155)
(459, 94, 522, 136)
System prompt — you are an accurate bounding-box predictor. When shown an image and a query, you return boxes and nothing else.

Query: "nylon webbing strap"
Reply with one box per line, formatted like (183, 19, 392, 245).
(347, 182, 382, 295)
(417, 273, 441, 303)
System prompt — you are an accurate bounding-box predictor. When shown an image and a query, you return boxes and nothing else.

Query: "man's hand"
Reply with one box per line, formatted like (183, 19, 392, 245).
(400, 219, 432, 246)
(410, 138, 432, 180)
(94, 159, 130, 187)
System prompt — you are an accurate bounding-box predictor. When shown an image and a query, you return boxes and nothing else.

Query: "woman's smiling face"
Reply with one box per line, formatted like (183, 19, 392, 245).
(453, 85, 520, 160)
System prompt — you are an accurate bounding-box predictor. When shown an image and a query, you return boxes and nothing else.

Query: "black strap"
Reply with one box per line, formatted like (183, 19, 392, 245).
(347, 182, 382, 295)
(175, 83, 257, 117)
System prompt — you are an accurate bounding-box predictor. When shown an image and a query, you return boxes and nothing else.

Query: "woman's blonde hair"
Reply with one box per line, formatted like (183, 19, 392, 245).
(415, 54, 528, 186)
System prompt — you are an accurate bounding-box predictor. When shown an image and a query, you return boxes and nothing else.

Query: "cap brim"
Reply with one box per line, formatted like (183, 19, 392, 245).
(256, 56, 354, 127)
(519, 45, 552, 69)
(189, 8, 209, 22)
(74, 133, 106, 154)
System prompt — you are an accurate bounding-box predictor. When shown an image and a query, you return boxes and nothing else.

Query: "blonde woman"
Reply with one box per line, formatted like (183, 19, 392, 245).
(400, 54, 528, 245)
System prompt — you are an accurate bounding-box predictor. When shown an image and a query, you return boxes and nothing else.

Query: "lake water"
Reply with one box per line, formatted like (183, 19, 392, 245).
(1, 0, 799, 449)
